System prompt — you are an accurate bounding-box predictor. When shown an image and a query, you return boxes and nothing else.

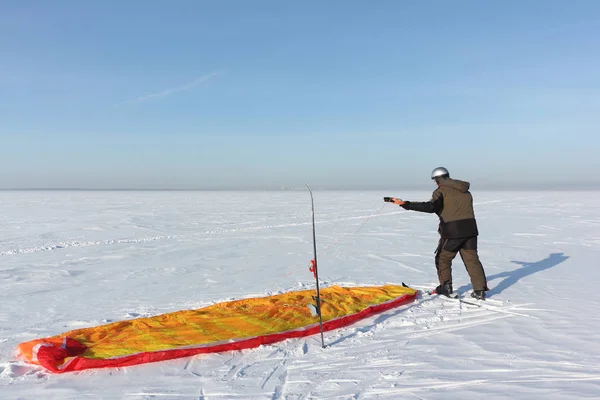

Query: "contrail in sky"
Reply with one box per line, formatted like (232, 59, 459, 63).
(119, 71, 220, 105)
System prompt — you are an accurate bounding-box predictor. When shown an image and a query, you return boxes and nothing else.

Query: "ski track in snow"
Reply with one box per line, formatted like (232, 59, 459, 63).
(0, 235, 178, 256)
(1, 190, 599, 399)
(0, 192, 558, 259)
(0, 211, 401, 258)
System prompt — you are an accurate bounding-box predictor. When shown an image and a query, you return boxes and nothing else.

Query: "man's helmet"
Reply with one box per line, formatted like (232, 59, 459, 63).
(431, 167, 449, 180)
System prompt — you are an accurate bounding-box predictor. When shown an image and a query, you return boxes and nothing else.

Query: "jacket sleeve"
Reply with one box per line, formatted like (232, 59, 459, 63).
(401, 189, 443, 214)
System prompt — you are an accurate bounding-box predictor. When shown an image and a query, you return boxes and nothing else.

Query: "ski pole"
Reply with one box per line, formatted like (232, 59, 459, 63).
(306, 183, 325, 348)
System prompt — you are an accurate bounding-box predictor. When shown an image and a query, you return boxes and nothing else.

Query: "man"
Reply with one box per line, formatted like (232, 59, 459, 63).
(390, 167, 489, 300)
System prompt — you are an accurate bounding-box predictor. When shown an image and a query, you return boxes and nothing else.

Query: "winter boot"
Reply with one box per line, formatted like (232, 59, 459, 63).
(471, 290, 486, 300)
(435, 282, 453, 297)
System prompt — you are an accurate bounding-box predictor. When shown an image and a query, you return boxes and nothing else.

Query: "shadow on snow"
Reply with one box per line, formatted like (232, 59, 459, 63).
(457, 252, 570, 297)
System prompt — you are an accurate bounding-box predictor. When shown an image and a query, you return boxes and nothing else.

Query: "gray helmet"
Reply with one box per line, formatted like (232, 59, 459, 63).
(431, 167, 449, 180)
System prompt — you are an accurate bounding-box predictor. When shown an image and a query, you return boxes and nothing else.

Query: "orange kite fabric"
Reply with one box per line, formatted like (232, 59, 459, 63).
(17, 284, 417, 373)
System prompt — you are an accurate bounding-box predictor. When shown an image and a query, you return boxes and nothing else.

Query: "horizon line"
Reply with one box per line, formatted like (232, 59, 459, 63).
(1, 184, 599, 191)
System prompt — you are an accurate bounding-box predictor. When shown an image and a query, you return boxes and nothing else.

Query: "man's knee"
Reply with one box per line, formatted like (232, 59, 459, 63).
(460, 249, 482, 266)
(435, 249, 456, 284)
(437, 249, 457, 266)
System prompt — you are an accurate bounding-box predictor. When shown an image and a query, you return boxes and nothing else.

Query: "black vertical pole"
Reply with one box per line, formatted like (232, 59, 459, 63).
(306, 184, 325, 348)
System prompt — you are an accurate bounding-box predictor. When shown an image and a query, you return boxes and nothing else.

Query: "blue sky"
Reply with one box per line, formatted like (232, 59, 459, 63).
(1, 0, 599, 189)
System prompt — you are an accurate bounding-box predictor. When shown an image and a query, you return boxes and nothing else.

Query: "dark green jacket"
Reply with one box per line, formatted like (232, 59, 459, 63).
(401, 178, 479, 238)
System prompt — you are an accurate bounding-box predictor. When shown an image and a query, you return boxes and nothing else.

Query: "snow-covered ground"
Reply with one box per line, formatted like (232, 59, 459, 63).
(1, 189, 599, 399)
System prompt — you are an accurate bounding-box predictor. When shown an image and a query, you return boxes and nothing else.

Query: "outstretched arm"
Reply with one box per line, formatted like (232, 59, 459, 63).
(396, 190, 443, 214)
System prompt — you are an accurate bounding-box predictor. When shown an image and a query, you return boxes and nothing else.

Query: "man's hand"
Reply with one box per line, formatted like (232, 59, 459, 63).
(390, 197, 405, 206)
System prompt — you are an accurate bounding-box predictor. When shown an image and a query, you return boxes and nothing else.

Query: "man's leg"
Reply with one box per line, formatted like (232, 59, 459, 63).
(434, 238, 461, 288)
(458, 237, 489, 292)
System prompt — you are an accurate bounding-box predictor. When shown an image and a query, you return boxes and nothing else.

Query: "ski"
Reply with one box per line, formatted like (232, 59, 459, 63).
(402, 281, 488, 307)
(402, 283, 537, 319)
(426, 289, 459, 299)
(401, 282, 458, 299)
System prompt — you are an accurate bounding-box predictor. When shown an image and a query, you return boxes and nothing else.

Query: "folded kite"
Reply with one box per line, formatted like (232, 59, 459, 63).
(16, 284, 417, 373)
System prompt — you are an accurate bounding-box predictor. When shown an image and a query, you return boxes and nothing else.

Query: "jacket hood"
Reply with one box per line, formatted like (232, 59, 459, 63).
(439, 178, 470, 192)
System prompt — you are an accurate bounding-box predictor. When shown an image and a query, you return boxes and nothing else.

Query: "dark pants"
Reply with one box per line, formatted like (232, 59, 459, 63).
(434, 236, 489, 291)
